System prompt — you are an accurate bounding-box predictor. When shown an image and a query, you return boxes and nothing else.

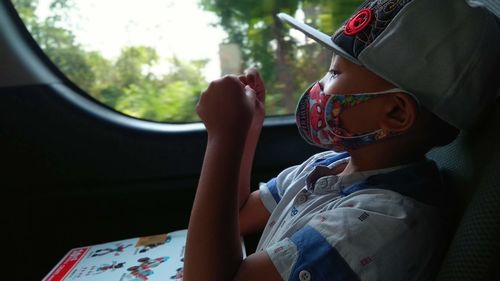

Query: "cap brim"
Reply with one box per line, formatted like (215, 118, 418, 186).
(277, 13, 361, 65)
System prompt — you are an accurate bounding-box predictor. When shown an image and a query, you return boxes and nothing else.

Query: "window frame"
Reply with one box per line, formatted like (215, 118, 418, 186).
(1, 1, 296, 133)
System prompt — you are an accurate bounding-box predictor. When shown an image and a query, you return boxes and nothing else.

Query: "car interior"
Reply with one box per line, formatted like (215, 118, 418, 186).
(1, 1, 498, 280)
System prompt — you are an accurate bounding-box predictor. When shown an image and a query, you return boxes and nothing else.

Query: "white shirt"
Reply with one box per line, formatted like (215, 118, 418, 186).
(258, 151, 447, 281)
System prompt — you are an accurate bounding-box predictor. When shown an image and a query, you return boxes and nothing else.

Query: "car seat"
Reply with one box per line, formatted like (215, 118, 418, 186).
(426, 97, 500, 281)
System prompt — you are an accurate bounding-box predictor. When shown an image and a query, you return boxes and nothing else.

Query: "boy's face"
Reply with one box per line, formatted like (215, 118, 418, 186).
(320, 55, 395, 95)
(318, 55, 397, 136)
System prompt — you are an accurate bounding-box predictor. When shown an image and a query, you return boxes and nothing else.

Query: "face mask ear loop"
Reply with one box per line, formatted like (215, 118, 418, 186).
(358, 88, 422, 115)
(323, 87, 419, 104)
(329, 128, 385, 140)
(372, 88, 422, 114)
(346, 87, 408, 97)
(328, 88, 412, 141)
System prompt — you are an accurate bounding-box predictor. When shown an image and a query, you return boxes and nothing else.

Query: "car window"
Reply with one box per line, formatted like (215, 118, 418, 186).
(10, 0, 362, 123)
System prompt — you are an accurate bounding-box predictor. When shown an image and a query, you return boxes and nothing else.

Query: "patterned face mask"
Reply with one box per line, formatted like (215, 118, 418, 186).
(295, 82, 406, 152)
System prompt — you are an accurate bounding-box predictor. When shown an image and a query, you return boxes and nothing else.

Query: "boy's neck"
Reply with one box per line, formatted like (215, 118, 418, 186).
(338, 144, 426, 176)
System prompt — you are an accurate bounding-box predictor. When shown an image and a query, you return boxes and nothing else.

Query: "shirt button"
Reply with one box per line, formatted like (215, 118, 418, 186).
(296, 193, 308, 204)
(316, 178, 328, 189)
(315, 177, 334, 194)
(299, 270, 312, 281)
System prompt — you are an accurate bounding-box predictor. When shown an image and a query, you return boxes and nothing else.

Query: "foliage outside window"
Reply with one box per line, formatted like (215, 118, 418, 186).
(11, 0, 362, 123)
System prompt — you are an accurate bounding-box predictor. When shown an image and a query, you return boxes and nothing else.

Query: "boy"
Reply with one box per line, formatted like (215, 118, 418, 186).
(184, 0, 500, 280)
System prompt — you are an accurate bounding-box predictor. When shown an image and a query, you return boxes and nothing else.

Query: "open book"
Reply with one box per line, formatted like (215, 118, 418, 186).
(43, 230, 187, 281)
(43, 229, 247, 281)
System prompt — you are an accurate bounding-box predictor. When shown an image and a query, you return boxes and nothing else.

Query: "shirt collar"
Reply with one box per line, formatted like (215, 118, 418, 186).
(308, 156, 412, 192)
(307, 155, 442, 205)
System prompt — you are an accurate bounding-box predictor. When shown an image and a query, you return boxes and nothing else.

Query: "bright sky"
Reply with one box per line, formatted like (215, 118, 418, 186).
(37, 0, 228, 80)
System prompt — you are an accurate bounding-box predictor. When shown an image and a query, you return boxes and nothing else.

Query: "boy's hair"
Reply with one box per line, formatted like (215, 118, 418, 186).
(278, 0, 500, 130)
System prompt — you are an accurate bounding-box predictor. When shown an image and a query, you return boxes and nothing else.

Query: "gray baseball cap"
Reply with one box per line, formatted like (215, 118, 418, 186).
(278, 0, 500, 130)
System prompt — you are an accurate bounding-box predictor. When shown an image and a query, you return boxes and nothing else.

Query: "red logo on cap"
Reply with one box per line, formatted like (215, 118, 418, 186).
(344, 8, 373, 36)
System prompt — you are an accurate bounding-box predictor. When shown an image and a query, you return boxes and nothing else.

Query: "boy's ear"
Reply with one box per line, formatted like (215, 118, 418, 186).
(380, 93, 418, 133)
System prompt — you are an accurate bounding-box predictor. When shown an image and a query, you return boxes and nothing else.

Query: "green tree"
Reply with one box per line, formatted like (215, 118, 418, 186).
(12, 0, 95, 91)
(199, 0, 299, 113)
(199, 0, 363, 114)
(10, 0, 210, 123)
(115, 57, 208, 122)
(114, 46, 159, 88)
(85, 51, 115, 103)
(11, 0, 38, 26)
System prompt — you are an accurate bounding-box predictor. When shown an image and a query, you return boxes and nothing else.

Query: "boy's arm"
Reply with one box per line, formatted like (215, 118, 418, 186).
(233, 251, 283, 281)
(239, 190, 270, 235)
(184, 74, 279, 281)
(237, 68, 271, 236)
(184, 129, 248, 281)
(237, 68, 265, 208)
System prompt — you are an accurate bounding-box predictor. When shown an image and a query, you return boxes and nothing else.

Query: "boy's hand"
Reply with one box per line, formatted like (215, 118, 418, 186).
(197, 68, 266, 140)
(196, 75, 256, 139)
(239, 68, 266, 132)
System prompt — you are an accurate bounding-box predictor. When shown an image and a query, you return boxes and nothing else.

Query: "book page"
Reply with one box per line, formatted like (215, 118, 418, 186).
(44, 230, 247, 281)
(43, 230, 187, 281)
